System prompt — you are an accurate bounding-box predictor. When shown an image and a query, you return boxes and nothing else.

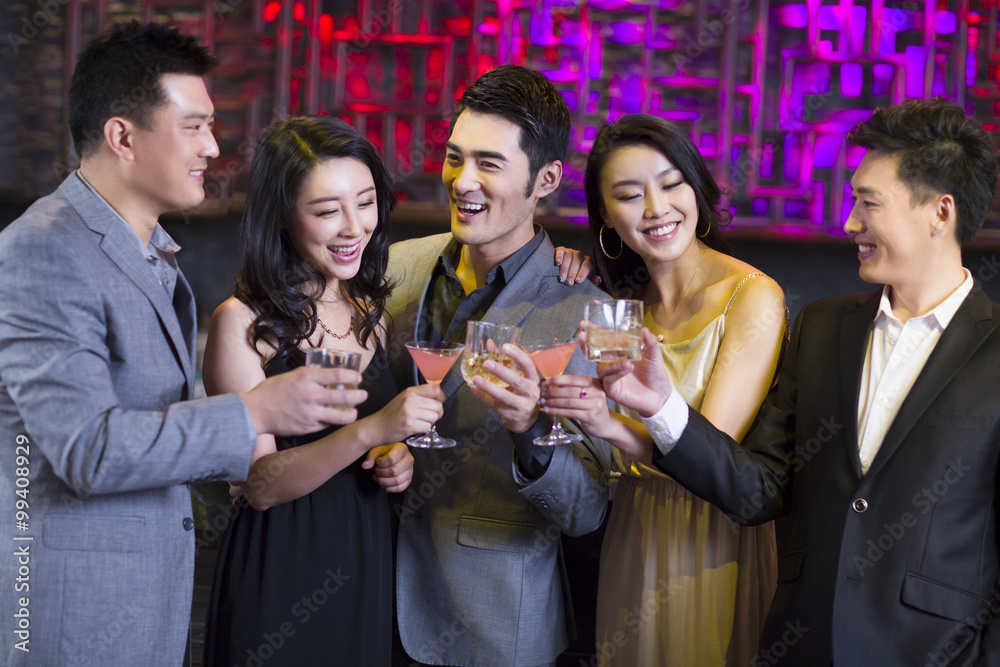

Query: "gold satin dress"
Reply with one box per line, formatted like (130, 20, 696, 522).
(595, 275, 778, 667)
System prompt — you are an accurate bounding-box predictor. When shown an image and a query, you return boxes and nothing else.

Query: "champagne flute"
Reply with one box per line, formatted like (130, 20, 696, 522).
(522, 339, 584, 447)
(584, 299, 644, 361)
(405, 341, 465, 448)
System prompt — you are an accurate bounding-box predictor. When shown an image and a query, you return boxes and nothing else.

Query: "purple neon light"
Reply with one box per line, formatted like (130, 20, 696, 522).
(818, 6, 840, 31)
(935, 11, 956, 35)
(841, 63, 863, 98)
(778, 4, 808, 29)
(904, 46, 924, 98)
(814, 135, 839, 170)
(872, 64, 894, 97)
(848, 6, 867, 53)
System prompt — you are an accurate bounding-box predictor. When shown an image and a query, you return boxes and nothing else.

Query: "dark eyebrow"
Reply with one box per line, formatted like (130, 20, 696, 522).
(851, 185, 881, 197)
(182, 112, 215, 121)
(610, 166, 678, 189)
(445, 142, 508, 163)
(306, 186, 376, 206)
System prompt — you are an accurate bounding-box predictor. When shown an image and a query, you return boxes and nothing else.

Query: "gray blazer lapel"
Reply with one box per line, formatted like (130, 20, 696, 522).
(865, 284, 998, 479)
(61, 177, 193, 383)
(438, 233, 560, 400)
(173, 271, 198, 398)
(387, 233, 454, 388)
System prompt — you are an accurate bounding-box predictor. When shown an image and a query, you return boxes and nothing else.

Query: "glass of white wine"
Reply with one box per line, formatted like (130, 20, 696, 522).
(461, 321, 521, 388)
(305, 348, 362, 409)
(584, 299, 644, 361)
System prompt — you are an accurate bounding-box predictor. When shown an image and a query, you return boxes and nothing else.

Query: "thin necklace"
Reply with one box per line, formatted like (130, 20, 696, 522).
(653, 261, 701, 343)
(317, 315, 353, 340)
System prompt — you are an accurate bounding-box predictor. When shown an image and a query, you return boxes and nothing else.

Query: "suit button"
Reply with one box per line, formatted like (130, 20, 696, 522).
(182, 517, 194, 530)
(852, 498, 868, 513)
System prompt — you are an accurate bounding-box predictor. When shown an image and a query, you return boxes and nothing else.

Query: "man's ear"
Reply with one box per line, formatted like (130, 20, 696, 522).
(104, 116, 137, 162)
(532, 160, 563, 199)
(931, 193, 957, 239)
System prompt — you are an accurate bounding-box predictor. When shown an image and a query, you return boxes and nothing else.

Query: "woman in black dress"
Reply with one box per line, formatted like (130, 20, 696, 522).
(202, 116, 443, 666)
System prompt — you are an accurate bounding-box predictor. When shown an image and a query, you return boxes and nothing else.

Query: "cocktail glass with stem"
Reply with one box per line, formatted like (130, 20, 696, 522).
(405, 341, 465, 448)
(523, 339, 584, 447)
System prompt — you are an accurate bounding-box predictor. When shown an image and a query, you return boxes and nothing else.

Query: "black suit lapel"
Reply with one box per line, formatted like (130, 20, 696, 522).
(865, 285, 998, 478)
(839, 291, 880, 479)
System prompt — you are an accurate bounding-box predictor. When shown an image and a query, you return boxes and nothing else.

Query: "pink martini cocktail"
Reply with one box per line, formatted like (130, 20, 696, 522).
(524, 340, 585, 447)
(405, 341, 464, 448)
(529, 341, 577, 380)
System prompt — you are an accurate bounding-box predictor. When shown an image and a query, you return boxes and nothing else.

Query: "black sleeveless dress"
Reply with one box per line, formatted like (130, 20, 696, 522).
(204, 347, 396, 666)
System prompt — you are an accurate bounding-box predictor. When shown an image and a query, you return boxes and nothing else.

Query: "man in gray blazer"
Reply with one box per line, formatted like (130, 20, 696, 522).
(0, 23, 365, 666)
(387, 65, 611, 666)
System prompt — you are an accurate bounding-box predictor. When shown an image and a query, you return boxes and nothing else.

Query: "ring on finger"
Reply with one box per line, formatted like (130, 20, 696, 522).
(580, 390, 587, 398)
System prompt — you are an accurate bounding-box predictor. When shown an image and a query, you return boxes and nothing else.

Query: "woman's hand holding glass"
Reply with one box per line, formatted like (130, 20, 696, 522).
(586, 325, 676, 418)
(371, 383, 446, 447)
(538, 374, 613, 442)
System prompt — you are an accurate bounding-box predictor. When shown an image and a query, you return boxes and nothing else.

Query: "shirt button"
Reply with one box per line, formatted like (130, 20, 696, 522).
(878, 397, 890, 407)
(853, 498, 868, 513)
(182, 517, 194, 531)
(862, 458, 872, 469)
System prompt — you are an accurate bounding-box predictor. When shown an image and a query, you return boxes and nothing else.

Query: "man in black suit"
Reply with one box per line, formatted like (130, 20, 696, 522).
(594, 98, 1000, 665)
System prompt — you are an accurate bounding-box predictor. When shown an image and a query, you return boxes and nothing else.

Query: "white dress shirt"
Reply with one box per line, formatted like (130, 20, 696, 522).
(642, 270, 974, 464)
(855, 269, 972, 474)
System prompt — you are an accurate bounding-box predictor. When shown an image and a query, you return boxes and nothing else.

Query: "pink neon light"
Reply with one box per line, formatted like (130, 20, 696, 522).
(262, 1, 280, 22)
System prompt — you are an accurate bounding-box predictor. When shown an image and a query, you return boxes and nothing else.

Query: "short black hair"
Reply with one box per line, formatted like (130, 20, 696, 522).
(68, 21, 219, 157)
(848, 97, 999, 244)
(585, 114, 731, 298)
(449, 65, 570, 198)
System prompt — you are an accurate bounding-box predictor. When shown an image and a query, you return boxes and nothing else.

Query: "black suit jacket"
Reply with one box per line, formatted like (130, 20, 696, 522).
(653, 284, 1000, 666)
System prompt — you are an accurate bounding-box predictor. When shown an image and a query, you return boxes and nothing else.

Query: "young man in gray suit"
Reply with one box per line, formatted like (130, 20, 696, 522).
(0, 23, 368, 665)
(386, 65, 611, 666)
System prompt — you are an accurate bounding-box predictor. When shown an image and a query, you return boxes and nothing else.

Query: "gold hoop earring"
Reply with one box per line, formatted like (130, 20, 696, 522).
(599, 224, 623, 259)
(697, 221, 711, 238)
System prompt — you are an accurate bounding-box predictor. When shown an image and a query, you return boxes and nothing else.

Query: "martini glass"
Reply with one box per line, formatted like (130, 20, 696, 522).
(524, 340, 584, 447)
(405, 341, 465, 448)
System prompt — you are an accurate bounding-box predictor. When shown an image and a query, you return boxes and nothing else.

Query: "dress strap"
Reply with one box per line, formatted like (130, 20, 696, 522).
(723, 272, 764, 316)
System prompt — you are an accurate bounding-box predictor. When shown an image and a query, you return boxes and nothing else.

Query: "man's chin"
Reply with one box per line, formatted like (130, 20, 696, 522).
(450, 218, 476, 244)
(857, 266, 883, 285)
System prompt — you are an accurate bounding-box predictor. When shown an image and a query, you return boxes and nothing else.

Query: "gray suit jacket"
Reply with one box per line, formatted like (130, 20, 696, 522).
(0, 176, 256, 666)
(386, 232, 611, 666)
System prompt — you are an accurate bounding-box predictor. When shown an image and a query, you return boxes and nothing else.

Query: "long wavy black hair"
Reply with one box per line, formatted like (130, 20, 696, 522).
(585, 114, 731, 299)
(234, 115, 396, 365)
